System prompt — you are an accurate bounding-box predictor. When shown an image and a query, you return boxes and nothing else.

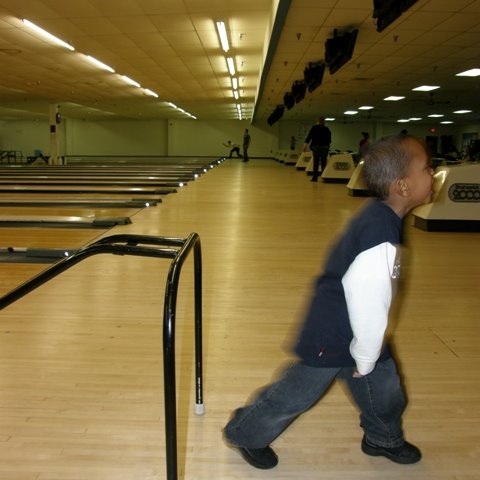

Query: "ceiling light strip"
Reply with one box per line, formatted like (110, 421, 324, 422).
(226, 57, 236, 76)
(215, 21, 230, 52)
(121, 75, 141, 88)
(143, 88, 159, 98)
(22, 18, 74, 51)
(166, 102, 196, 119)
(21, 17, 176, 115)
(85, 55, 115, 73)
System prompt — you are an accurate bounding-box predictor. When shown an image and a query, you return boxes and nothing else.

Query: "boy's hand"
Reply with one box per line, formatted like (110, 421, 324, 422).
(352, 370, 364, 378)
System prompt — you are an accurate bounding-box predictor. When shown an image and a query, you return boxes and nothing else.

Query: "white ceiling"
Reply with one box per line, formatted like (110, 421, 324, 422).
(0, 0, 478, 126)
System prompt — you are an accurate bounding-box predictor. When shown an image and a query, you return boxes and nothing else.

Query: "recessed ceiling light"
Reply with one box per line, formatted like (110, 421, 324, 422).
(453, 110, 472, 114)
(384, 96, 405, 101)
(344, 110, 358, 115)
(428, 114, 444, 118)
(412, 85, 440, 91)
(440, 121, 453, 124)
(456, 68, 480, 77)
(358, 105, 374, 110)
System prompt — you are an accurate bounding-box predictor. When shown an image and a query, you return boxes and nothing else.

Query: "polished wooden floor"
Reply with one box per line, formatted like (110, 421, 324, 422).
(0, 159, 478, 480)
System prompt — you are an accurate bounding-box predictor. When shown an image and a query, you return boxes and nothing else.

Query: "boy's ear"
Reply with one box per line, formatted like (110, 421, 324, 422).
(396, 177, 409, 196)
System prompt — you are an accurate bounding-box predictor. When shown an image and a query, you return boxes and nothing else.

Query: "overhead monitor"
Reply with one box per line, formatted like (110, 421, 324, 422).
(267, 105, 285, 126)
(373, 0, 418, 32)
(304, 62, 325, 93)
(325, 29, 359, 75)
(292, 81, 307, 103)
(283, 92, 295, 110)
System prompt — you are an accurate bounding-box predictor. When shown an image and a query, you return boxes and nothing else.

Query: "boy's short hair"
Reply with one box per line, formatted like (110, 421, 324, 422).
(363, 134, 417, 199)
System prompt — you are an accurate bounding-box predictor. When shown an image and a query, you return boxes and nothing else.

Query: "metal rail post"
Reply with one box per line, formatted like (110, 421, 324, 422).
(0, 233, 204, 480)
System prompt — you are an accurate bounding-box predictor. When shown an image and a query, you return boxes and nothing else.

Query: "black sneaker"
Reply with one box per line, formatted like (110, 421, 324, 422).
(234, 445, 278, 469)
(361, 435, 421, 464)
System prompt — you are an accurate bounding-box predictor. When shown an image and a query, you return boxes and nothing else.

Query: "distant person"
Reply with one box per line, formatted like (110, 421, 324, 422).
(359, 132, 370, 158)
(304, 117, 331, 181)
(290, 136, 296, 151)
(223, 140, 242, 158)
(224, 134, 433, 470)
(242, 129, 251, 162)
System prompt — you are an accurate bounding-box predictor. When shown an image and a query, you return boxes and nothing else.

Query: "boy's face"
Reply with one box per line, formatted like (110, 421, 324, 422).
(404, 138, 434, 207)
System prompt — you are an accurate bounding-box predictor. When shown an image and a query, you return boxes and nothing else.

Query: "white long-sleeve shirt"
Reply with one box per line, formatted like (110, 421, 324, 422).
(295, 200, 402, 374)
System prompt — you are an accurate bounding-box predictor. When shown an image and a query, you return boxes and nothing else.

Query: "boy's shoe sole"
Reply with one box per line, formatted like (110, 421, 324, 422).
(361, 436, 421, 464)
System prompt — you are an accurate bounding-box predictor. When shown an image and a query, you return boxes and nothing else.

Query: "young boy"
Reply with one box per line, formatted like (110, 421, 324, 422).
(223, 134, 434, 469)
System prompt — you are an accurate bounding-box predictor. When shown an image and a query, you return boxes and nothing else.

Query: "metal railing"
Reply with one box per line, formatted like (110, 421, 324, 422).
(0, 233, 204, 480)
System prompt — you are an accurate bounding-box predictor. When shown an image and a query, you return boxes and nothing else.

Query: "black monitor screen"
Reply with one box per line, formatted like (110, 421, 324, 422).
(304, 63, 325, 93)
(283, 92, 295, 110)
(325, 29, 358, 75)
(373, 0, 418, 32)
(292, 81, 307, 103)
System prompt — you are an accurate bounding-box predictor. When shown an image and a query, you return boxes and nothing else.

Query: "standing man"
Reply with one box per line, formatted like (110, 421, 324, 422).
(242, 129, 251, 162)
(304, 117, 331, 182)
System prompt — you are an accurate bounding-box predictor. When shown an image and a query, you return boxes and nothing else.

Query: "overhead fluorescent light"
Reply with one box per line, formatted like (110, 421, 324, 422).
(344, 110, 358, 115)
(409, 117, 422, 121)
(325, 117, 335, 121)
(397, 119, 410, 123)
(226, 57, 236, 76)
(85, 55, 115, 73)
(232, 77, 238, 90)
(453, 110, 472, 114)
(428, 114, 444, 118)
(384, 96, 405, 101)
(143, 88, 158, 98)
(456, 68, 480, 77)
(440, 121, 453, 124)
(121, 75, 141, 87)
(358, 105, 374, 110)
(412, 85, 439, 91)
(166, 101, 196, 119)
(22, 18, 74, 51)
(233, 90, 239, 99)
(215, 21, 230, 52)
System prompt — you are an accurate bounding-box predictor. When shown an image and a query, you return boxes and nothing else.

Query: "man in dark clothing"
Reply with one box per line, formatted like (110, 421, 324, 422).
(304, 117, 332, 181)
(242, 129, 251, 162)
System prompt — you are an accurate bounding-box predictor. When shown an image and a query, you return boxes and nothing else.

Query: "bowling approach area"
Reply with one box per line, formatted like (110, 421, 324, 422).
(0, 158, 478, 480)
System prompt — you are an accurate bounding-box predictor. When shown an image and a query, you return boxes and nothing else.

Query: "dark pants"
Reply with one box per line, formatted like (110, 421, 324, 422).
(311, 146, 329, 179)
(242, 145, 249, 162)
(229, 147, 242, 158)
(224, 358, 407, 449)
